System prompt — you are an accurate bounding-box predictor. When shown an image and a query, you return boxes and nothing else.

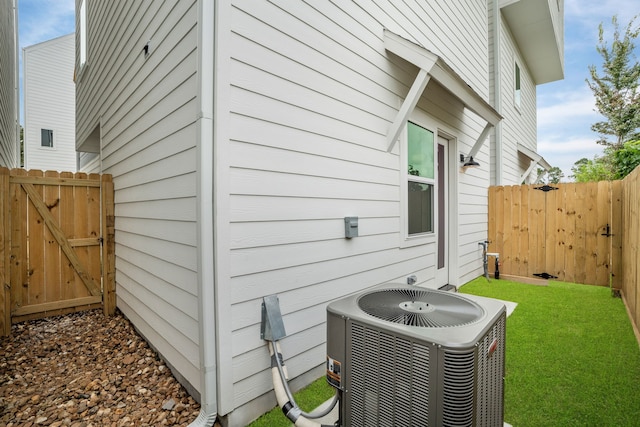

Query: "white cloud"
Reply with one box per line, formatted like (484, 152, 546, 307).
(537, 89, 600, 131)
(536, 86, 603, 174)
(538, 135, 607, 180)
(539, 136, 602, 156)
(565, 0, 639, 28)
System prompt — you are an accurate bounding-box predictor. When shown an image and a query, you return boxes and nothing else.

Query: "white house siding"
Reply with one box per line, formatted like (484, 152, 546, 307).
(75, 0, 201, 394)
(78, 151, 99, 173)
(223, 1, 492, 423)
(0, 0, 18, 168)
(499, 18, 538, 185)
(23, 34, 77, 172)
(76, 0, 547, 424)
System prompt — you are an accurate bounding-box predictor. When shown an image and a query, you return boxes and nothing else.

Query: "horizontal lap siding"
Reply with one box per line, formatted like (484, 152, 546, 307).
(76, 0, 200, 391)
(78, 152, 100, 173)
(363, 0, 489, 98)
(226, 0, 490, 419)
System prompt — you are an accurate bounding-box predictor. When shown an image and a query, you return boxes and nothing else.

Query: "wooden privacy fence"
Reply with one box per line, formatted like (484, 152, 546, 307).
(487, 181, 623, 288)
(620, 167, 640, 339)
(488, 170, 640, 338)
(0, 168, 115, 336)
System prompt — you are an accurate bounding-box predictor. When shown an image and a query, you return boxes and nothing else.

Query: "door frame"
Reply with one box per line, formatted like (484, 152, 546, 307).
(435, 133, 458, 288)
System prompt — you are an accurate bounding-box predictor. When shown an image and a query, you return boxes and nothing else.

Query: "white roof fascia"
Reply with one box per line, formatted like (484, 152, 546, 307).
(384, 29, 502, 153)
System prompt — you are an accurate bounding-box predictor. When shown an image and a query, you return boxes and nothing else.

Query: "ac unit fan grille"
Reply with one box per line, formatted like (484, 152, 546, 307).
(357, 288, 484, 327)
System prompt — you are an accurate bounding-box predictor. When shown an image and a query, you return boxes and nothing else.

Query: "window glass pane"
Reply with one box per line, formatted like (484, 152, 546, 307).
(515, 63, 521, 107)
(407, 122, 434, 179)
(41, 129, 53, 147)
(408, 182, 433, 234)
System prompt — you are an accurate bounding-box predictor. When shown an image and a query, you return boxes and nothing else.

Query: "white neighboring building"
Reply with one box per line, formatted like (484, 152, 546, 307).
(23, 33, 77, 172)
(0, 0, 19, 168)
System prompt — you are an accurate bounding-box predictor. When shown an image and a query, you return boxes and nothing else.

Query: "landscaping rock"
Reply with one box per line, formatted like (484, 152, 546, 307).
(0, 310, 203, 426)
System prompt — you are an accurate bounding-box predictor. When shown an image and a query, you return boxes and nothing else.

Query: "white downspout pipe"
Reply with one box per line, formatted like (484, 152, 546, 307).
(492, 0, 503, 186)
(190, 0, 217, 425)
(12, 0, 20, 167)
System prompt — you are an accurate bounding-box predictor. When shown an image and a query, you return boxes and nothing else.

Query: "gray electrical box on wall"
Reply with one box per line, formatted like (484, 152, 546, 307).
(344, 217, 358, 238)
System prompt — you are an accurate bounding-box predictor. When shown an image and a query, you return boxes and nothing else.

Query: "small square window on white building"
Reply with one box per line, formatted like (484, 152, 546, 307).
(41, 129, 54, 147)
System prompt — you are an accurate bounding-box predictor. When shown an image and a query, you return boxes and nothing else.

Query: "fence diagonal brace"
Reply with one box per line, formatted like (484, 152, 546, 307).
(21, 183, 101, 296)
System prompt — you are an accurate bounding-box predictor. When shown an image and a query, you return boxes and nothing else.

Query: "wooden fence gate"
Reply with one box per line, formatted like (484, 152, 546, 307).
(0, 168, 115, 336)
(488, 181, 623, 287)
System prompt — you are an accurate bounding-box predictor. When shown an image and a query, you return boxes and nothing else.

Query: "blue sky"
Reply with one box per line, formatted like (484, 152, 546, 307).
(537, 0, 639, 179)
(17, 0, 639, 181)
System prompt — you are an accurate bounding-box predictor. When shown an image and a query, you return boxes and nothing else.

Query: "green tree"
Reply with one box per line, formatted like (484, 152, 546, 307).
(586, 15, 640, 149)
(546, 166, 564, 183)
(535, 166, 564, 184)
(612, 139, 640, 178)
(570, 155, 615, 182)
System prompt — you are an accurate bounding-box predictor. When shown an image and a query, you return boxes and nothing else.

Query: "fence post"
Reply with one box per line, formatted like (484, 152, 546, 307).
(0, 168, 9, 335)
(101, 174, 116, 316)
(610, 180, 623, 290)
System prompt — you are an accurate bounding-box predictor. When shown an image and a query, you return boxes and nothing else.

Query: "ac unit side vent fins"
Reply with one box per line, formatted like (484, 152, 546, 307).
(442, 351, 475, 427)
(349, 323, 430, 426)
(476, 314, 506, 426)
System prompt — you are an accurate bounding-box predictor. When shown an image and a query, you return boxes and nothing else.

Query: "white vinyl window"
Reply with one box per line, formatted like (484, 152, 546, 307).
(41, 129, 54, 148)
(514, 62, 521, 108)
(406, 121, 435, 235)
(79, 0, 87, 66)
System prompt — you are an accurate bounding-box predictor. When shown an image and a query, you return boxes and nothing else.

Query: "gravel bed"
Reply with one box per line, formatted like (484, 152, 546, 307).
(0, 309, 204, 426)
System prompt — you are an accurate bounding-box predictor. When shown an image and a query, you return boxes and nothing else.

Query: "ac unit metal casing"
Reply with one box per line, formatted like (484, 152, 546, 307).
(326, 283, 506, 427)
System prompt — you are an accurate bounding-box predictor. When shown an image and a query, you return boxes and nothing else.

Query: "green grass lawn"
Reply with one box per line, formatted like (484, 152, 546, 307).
(248, 375, 334, 427)
(249, 278, 640, 427)
(461, 278, 640, 427)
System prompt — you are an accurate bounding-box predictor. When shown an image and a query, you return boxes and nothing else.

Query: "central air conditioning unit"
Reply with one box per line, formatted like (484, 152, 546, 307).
(326, 283, 506, 427)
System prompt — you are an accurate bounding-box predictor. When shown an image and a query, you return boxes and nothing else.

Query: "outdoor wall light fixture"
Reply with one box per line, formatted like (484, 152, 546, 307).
(460, 154, 480, 168)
